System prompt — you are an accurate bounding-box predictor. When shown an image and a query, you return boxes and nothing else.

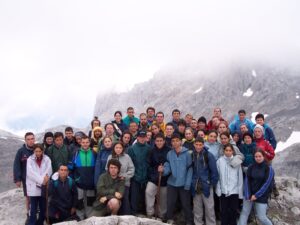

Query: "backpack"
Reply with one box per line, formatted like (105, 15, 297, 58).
(53, 177, 73, 190)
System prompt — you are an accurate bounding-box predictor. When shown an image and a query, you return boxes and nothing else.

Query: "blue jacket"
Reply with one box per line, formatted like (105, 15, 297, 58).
(204, 141, 221, 161)
(263, 124, 277, 149)
(13, 144, 34, 182)
(239, 142, 256, 167)
(94, 147, 112, 186)
(191, 147, 219, 197)
(163, 147, 193, 190)
(229, 118, 255, 135)
(244, 161, 274, 203)
(123, 116, 140, 127)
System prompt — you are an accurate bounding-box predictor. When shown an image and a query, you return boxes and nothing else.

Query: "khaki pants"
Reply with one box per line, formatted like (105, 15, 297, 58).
(145, 181, 167, 218)
(193, 187, 216, 225)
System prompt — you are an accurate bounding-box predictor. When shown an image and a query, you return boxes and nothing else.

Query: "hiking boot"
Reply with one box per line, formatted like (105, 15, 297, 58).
(24, 213, 29, 225)
(167, 219, 175, 224)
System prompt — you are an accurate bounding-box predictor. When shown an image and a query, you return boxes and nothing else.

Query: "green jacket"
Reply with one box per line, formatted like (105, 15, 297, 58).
(94, 172, 125, 211)
(128, 142, 151, 183)
(45, 144, 71, 173)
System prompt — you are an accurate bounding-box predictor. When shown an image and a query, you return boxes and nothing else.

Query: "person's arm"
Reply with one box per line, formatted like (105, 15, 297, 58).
(125, 155, 135, 179)
(94, 151, 102, 187)
(264, 141, 275, 162)
(230, 145, 244, 168)
(26, 159, 44, 185)
(208, 153, 219, 187)
(13, 149, 22, 184)
(215, 159, 221, 197)
(266, 127, 277, 149)
(71, 179, 78, 209)
(96, 174, 115, 200)
(238, 165, 244, 199)
(163, 152, 171, 176)
(254, 166, 274, 199)
(184, 152, 193, 190)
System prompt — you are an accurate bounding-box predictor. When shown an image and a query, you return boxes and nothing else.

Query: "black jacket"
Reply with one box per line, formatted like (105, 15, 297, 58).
(13, 144, 34, 182)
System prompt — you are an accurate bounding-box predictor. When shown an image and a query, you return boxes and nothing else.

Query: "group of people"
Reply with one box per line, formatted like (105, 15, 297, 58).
(13, 106, 277, 225)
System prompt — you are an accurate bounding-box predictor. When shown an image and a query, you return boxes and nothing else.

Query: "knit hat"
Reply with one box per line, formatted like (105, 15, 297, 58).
(74, 131, 85, 138)
(254, 124, 265, 135)
(197, 116, 207, 124)
(93, 126, 103, 133)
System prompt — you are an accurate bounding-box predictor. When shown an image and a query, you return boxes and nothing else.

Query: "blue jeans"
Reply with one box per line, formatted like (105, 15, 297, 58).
(238, 200, 272, 225)
(29, 196, 46, 225)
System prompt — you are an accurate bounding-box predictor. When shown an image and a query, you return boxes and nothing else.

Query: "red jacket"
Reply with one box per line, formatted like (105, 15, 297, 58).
(255, 137, 275, 162)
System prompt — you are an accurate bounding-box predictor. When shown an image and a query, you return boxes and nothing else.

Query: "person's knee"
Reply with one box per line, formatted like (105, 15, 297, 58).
(108, 198, 120, 210)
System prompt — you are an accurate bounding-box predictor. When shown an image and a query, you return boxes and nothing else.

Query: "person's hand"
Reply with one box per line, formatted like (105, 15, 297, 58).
(119, 176, 125, 180)
(158, 165, 164, 173)
(250, 195, 257, 201)
(100, 196, 107, 203)
(16, 181, 21, 188)
(70, 207, 76, 215)
(42, 175, 49, 185)
(115, 192, 122, 199)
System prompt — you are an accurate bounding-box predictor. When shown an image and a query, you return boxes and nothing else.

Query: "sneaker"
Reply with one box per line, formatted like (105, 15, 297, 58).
(167, 219, 175, 224)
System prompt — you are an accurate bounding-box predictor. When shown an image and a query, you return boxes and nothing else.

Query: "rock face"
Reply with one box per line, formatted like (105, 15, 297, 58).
(94, 65, 300, 142)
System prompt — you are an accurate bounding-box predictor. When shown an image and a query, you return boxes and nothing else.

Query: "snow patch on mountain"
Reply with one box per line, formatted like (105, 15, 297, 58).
(252, 69, 257, 77)
(243, 88, 253, 97)
(296, 93, 299, 99)
(276, 131, 300, 153)
(193, 86, 203, 94)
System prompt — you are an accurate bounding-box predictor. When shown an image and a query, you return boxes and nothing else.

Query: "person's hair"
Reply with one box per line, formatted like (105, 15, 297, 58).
(114, 111, 122, 117)
(129, 121, 138, 126)
(102, 135, 113, 143)
(214, 107, 222, 113)
(154, 133, 165, 140)
(172, 109, 181, 115)
(156, 111, 164, 117)
(194, 137, 204, 144)
(58, 164, 68, 171)
(33, 143, 44, 152)
(104, 123, 114, 130)
(146, 107, 155, 113)
(197, 116, 207, 124)
(166, 122, 174, 129)
(112, 142, 125, 157)
(121, 131, 132, 141)
(191, 118, 197, 123)
(243, 132, 253, 141)
(139, 112, 147, 117)
(218, 121, 228, 128)
(107, 159, 122, 172)
(207, 130, 218, 136)
(91, 116, 101, 127)
(65, 127, 73, 132)
(127, 106, 134, 111)
(185, 113, 193, 119)
(25, 132, 34, 139)
(255, 113, 265, 121)
(220, 131, 230, 139)
(178, 119, 187, 127)
(54, 132, 64, 139)
(81, 135, 90, 141)
(185, 127, 194, 134)
(239, 123, 247, 128)
(238, 109, 246, 114)
(254, 148, 265, 157)
(223, 143, 234, 152)
(151, 123, 159, 129)
(171, 133, 181, 140)
(194, 129, 206, 138)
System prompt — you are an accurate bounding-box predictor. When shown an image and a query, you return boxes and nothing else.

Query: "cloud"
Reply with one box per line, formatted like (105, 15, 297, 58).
(0, 0, 299, 135)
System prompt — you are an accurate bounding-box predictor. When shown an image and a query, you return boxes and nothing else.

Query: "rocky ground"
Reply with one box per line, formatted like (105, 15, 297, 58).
(0, 177, 299, 225)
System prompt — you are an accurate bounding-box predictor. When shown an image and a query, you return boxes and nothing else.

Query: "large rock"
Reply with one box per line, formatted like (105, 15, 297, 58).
(55, 216, 166, 225)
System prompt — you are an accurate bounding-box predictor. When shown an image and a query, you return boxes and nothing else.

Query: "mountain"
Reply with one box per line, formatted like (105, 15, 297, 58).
(0, 130, 23, 193)
(94, 64, 300, 142)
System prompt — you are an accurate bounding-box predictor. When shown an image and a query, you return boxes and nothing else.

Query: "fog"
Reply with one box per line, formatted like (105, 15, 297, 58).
(0, 0, 299, 135)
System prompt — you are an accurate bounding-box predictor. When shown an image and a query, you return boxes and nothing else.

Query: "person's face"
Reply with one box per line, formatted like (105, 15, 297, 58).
(166, 126, 174, 137)
(239, 113, 246, 121)
(151, 125, 160, 135)
(197, 130, 205, 139)
(75, 136, 82, 145)
(244, 135, 252, 145)
(224, 147, 234, 157)
(155, 137, 165, 149)
(198, 122, 206, 129)
(122, 134, 131, 144)
(218, 124, 227, 134)
(212, 118, 220, 127)
(109, 164, 119, 177)
(54, 136, 64, 147)
(114, 144, 123, 155)
(254, 128, 263, 139)
(207, 132, 217, 143)
(178, 125, 186, 133)
(256, 118, 264, 126)
(147, 109, 155, 117)
(140, 115, 148, 125)
(65, 131, 73, 140)
(103, 138, 113, 148)
(58, 166, 69, 179)
(94, 130, 102, 138)
(191, 120, 198, 129)
(45, 137, 53, 145)
(233, 134, 239, 143)
(127, 109, 134, 118)
(185, 116, 192, 124)
(172, 112, 180, 121)
(92, 120, 100, 128)
(129, 123, 138, 133)
(214, 108, 221, 117)
(25, 135, 35, 148)
(137, 136, 147, 144)
(105, 125, 114, 136)
(220, 135, 230, 145)
(146, 132, 152, 142)
(34, 147, 43, 158)
(240, 125, 248, 133)
(185, 129, 194, 140)
(171, 138, 182, 149)
(255, 152, 264, 163)
(194, 142, 204, 152)
(81, 138, 90, 150)
(156, 113, 164, 123)
(114, 113, 122, 122)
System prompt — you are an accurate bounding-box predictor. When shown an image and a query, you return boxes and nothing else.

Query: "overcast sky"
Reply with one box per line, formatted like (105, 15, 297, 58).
(0, 0, 299, 135)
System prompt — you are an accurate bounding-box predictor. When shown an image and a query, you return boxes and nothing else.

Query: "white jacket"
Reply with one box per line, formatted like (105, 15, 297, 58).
(26, 154, 52, 196)
(216, 155, 243, 199)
